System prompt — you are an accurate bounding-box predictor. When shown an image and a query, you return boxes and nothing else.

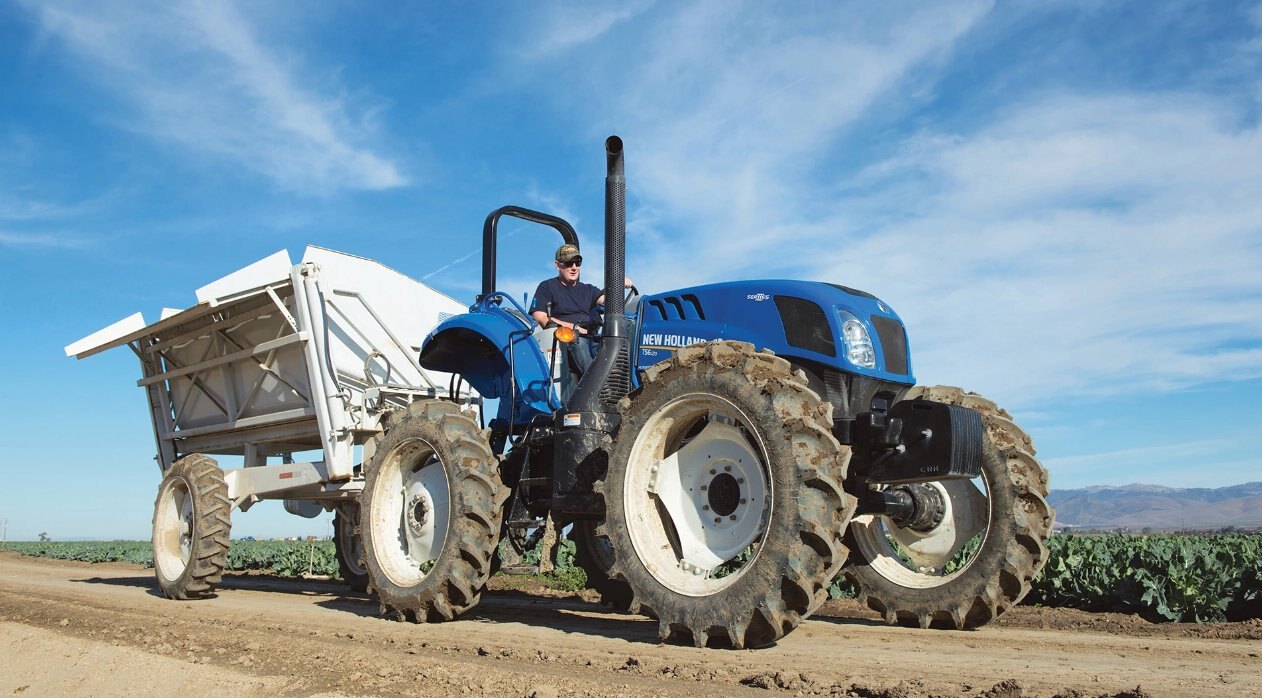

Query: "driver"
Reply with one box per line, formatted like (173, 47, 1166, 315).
(530, 243, 632, 379)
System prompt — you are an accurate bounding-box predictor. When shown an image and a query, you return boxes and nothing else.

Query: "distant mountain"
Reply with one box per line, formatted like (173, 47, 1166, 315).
(1048, 482, 1262, 530)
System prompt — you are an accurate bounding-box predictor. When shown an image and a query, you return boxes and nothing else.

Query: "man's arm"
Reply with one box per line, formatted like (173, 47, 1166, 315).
(595, 277, 635, 306)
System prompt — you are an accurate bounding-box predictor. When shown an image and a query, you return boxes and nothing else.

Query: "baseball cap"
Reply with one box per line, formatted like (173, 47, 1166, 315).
(555, 244, 581, 262)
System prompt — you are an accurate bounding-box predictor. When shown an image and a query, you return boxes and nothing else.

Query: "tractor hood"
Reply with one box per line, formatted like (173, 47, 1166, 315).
(635, 280, 914, 384)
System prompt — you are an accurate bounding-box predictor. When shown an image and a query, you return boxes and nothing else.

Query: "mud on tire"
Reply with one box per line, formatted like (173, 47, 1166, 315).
(598, 341, 855, 648)
(152, 454, 231, 600)
(360, 400, 508, 622)
(843, 386, 1054, 629)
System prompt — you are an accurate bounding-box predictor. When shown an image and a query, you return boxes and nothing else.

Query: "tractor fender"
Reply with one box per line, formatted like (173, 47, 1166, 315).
(419, 312, 557, 421)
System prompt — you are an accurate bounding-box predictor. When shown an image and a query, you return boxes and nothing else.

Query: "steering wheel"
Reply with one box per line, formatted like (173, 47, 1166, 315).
(624, 284, 640, 306)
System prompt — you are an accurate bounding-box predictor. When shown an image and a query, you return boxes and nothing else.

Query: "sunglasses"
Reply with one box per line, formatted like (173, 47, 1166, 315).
(558, 258, 582, 268)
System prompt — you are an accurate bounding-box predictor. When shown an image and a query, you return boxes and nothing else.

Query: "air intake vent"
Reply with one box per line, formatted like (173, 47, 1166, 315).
(870, 316, 908, 375)
(773, 296, 836, 357)
(825, 283, 877, 300)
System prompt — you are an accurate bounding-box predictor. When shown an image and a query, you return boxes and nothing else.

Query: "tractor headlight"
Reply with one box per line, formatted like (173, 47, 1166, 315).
(837, 311, 876, 369)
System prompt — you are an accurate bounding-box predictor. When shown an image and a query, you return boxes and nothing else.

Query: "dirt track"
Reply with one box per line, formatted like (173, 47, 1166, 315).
(1, 552, 1258, 697)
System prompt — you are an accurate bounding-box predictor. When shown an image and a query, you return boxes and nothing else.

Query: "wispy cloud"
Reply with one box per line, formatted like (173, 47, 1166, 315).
(21, 0, 405, 192)
(504, 1, 1262, 409)
(809, 93, 1262, 405)
(0, 230, 90, 249)
(519, 1, 655, 60)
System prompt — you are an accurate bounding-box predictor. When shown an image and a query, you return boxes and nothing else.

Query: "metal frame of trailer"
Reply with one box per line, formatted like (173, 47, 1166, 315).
(66, 246, 477, 516)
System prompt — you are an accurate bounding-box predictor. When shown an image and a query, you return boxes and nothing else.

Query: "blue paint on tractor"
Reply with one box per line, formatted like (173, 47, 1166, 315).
(419, 279, 914, 431)
(632, 280, 915, 386)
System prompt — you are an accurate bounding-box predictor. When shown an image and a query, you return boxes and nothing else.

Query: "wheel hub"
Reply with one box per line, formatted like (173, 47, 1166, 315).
(706, 472, 741, 517)
(407, 495, 430, 535)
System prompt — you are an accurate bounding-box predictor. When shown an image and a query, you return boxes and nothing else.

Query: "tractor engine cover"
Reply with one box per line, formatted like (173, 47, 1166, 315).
(857, 399, 984, 485)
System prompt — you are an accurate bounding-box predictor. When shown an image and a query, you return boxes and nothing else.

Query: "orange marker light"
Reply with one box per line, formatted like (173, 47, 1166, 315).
(555, 326, 576, 343)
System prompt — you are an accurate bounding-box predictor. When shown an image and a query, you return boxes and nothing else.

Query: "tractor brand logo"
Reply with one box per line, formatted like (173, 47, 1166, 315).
(747, 293, 771, 302)
(640, 333, 707, 349)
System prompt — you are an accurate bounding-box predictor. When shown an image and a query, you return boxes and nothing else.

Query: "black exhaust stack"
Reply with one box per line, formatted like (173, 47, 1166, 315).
(551, 135, 632, 519)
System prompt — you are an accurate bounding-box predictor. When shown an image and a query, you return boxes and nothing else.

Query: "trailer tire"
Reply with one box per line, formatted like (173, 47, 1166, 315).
(152, 454, 231, 600)
(843, 386, 1054, 629)
(334, 506, 369, 593)
(598, 341, 854, 648)
(569, 520, 633, 611)
(360, 400, 508, 622)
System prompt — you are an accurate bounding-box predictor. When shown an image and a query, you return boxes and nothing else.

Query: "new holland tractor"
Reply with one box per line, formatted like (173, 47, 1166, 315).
(358, 136, 1054, 648)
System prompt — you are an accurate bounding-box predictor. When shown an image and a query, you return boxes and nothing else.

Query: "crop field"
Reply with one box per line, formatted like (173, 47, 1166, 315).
(5, 532, 1259, 622)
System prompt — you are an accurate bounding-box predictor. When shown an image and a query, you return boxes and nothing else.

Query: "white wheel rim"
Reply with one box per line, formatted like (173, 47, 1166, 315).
(623, 393, 771, 596)
(154, 478, 193, 581)
(851, 472, 991, 589)
(368, 439, 451, 587)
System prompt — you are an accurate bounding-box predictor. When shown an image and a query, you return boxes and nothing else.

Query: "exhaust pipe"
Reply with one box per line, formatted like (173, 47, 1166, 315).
(551, 135, 632, 518)
(602, 136, 626, 322)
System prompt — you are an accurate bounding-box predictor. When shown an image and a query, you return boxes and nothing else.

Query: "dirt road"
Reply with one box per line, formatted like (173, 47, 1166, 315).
(1, 552, 1258, 697)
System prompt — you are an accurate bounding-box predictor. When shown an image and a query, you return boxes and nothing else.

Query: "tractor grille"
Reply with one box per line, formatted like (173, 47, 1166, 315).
(870, 316, 908, 375)
(774, 296, 836, 357)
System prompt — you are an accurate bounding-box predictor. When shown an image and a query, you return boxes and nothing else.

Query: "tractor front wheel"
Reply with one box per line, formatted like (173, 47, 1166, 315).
(359, 401, 508, 621)
(569, 520, 633, 611)
(599, 341, 854, 648)
(843, 386, 1054, 629)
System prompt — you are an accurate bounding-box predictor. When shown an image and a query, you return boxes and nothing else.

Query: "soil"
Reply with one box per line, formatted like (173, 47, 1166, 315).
(1, 551, 1258, 697)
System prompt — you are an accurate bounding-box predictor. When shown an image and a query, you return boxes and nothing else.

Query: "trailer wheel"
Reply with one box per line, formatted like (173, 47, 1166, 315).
(843, 386, 1054, 629)
(598, 341, 854, 648)
(152, 454, 231, 600)
(334, 505, 369, 592)
(569, 520, 633, 611)
(360, 400, 508, 621)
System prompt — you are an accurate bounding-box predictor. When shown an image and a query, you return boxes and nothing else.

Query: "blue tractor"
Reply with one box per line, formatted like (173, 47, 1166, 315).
(354, 137, 1054, 648)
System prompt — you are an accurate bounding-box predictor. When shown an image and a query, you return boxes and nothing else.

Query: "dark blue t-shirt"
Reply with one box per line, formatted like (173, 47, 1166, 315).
(531, 277, 602, 324)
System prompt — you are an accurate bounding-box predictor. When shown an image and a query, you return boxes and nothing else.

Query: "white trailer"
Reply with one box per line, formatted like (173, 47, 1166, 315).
(66, 246, 474, 595)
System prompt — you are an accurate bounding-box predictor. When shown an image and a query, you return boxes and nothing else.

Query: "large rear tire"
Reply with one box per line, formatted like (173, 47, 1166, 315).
(599, 341, 854, 648)
(334, 505, 369, 592)
(152, 454, 231, 600)
(843, 386, 1054, 629)
(360, 400, 508, 622)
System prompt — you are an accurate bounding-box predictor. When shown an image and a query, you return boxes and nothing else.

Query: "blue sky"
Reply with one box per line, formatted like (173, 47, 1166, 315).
(1, 1, 1260, 540)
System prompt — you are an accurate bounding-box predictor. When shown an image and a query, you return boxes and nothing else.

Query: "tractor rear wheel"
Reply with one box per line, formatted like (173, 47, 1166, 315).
(334, 505, 369, 592)
(359, 400, 508, 621)
(842, 386, 1054, 629)
(599, 341, 854, 648)
(152, 454, 231, 600)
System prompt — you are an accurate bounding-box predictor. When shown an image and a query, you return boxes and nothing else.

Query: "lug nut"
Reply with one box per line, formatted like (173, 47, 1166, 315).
(739, 498, 746, 504)
(737, 478, 744, 484)
(709, 469, 716, 475)
(702, 505, 710, 511)
(714, 517, 721, 524)
(724, 465, 731, 472)
(729, 515, 737, 521)
(700, 485, 707, 491)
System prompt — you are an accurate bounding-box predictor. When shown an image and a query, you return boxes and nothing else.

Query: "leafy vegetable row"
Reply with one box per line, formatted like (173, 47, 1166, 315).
(5, 533, 1259, 622)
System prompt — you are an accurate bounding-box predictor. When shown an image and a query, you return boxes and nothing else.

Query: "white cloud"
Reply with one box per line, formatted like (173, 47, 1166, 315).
(506, 2, 1262, 410)
(521, 1, 655, 60)
(0, 230, 89, 249)
(808, 94, 1262, 406)
(23, 0, 404, 192)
